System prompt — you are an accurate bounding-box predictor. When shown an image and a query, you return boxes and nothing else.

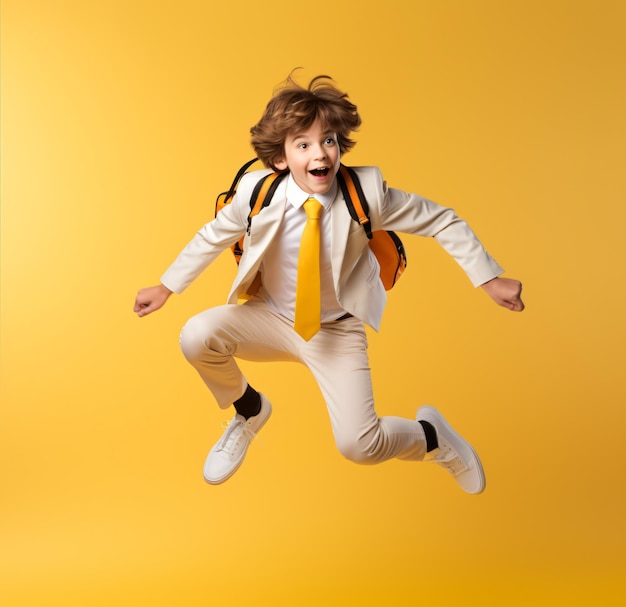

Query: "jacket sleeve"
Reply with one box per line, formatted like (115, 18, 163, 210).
(359, 167, 505, 287)
(160, 171, 269, 293)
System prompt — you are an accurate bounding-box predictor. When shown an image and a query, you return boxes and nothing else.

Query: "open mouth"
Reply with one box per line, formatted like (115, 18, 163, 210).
(309, 167, 330, 177)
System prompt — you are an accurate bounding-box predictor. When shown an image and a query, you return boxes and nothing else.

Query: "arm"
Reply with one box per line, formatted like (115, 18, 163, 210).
(134, 283, 172, 317)
(480, 276, 525, 311)
(359, 168, 505, 287)
(158, 171, 269, 294)
(132, 171, 270, 317)
(358, 168, 524, 306)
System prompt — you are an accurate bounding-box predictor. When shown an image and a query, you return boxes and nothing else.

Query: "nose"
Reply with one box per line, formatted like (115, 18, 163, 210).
(313, 144, 327, 160)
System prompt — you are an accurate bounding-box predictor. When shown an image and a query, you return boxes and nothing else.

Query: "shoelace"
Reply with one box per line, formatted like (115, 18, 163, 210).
(215, 417, 258, 456)
(423, 441, 469, 477)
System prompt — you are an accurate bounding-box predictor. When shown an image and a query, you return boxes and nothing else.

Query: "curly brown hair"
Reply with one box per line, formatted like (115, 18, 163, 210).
(250, 73, 362, 171)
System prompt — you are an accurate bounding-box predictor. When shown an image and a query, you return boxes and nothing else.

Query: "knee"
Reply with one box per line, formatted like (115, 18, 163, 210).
(179, 320, 199, 362)
(179, 310, 237, 363)
(179, 315, 213, 362)
(335, 433, 380, 465)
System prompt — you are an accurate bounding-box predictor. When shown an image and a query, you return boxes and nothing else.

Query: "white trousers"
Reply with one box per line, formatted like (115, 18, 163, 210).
(179, 296, 426, 464)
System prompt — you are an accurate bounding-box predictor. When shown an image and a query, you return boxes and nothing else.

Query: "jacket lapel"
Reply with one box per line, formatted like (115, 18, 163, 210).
(330, 187, 353, 288)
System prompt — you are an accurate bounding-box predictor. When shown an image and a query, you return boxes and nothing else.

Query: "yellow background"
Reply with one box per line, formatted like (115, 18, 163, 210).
(2, 0, 625, 605)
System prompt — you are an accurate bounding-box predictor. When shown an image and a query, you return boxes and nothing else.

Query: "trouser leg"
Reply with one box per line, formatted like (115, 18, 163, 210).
(303, 318, 427, 463)
(179, 299, 299, 409)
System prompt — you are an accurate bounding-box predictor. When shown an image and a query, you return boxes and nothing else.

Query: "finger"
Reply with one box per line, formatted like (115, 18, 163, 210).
(133, 297, 150, 313)
(508, 297, 525, 312)
(136, 301, 154, 316)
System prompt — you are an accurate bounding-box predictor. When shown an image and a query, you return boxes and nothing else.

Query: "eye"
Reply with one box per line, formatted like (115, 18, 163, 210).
(324, 137, 336, 145)
(298, 143, 308, 150)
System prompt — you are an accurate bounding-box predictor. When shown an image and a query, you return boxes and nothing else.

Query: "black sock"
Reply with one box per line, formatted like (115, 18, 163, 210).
(233, 385, 262, 420)
(418, 420, 439, 452)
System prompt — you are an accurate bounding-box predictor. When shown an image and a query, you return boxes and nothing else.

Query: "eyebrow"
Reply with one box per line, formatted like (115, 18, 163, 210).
(292, 131, 334, 141)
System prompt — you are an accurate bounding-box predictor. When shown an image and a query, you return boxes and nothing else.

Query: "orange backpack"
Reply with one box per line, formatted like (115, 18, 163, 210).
(215, 160, 407, 290)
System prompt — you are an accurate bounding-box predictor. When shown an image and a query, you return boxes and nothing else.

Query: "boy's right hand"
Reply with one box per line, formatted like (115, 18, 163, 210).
(134, 284, 173, 317)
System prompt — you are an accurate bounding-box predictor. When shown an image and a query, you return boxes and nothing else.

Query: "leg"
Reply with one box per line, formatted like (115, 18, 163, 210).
(179, 299, 299, 408)
(305, 319, 486, 492)
(178, 298, 300, 484)
(303, 318, 427, 464)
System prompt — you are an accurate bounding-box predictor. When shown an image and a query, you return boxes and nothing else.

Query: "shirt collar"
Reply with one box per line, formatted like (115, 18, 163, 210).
(285, 174, 337, 210)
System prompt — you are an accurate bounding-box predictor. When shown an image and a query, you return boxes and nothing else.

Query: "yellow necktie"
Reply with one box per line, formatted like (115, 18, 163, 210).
(294, 198, 323, 341)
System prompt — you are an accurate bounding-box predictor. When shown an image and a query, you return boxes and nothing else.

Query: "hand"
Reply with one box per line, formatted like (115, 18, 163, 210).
(480, 277, 525, 311)
(134, 284, 173, 317)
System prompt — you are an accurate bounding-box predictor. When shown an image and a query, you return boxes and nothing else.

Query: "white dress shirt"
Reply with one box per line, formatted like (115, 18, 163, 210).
(260, 174, 346, 323)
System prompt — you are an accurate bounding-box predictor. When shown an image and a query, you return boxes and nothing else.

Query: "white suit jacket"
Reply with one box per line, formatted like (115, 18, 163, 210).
(160, 166, 504, 331)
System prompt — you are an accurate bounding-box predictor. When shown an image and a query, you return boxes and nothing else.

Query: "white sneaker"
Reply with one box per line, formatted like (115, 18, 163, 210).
(203, 395, 272, 485)
(417, 405, 486, 494)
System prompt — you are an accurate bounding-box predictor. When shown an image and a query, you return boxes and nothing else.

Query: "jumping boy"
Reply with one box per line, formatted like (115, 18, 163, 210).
(134, 74, 524, 494)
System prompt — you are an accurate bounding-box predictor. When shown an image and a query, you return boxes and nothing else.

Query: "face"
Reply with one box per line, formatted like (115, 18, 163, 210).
(275, 120, 341, 195)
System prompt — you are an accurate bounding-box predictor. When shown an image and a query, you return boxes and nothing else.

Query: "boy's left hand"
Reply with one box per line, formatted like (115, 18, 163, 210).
(481, 277, 525, 311)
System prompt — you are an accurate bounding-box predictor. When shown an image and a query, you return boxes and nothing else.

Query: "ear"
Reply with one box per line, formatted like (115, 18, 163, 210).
(274, 158, 288, 171)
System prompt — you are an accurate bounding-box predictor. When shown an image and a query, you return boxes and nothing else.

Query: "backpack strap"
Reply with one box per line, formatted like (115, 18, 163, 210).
(217, 160, 407, 289)
(246, 170, 289, 233)
(224, 158, 259, 202)
(337, 165, 373, 239)
(215, 158, 259, 216)
(215, 158, 289, 232)
(223, 161, 371, 238)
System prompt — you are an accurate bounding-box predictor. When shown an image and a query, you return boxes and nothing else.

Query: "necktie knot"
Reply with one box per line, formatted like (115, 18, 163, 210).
(304, 198, 323, 220)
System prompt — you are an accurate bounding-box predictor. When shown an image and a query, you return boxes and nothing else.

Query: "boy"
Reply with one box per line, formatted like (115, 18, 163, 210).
(134, 74, 524, 494)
